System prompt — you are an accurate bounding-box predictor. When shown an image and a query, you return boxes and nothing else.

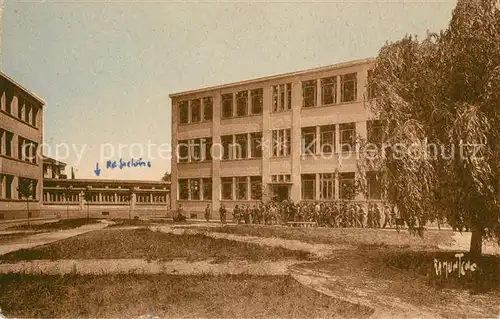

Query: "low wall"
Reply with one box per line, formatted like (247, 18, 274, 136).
(41, 204, 170, 219)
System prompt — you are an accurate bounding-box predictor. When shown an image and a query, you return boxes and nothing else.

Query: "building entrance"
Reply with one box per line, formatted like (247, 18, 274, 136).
(272, 186, 290, 202)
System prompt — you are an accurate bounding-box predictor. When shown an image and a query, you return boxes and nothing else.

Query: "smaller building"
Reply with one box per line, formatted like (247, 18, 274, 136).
(43, 156, 67, 179)
(41, 157, 170, 219)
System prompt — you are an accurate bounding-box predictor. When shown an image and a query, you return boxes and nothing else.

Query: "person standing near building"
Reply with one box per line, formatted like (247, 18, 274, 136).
(219, 204, 227, 225)
(314, 202, 321, 225)
(204, 204, 211, 222)
(359, 204, 367, 228)
(233, 205, 241, 224)
(243, 204, 250, 224)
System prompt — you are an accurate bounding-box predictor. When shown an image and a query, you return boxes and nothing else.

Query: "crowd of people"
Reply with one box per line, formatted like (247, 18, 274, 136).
(213, 200, 399, 228)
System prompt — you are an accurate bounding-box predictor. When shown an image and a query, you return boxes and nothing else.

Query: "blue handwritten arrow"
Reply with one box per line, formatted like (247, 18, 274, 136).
(94, 162, 101, 176)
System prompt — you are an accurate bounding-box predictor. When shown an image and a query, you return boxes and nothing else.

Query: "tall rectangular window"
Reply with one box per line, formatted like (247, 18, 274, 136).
(179, 101, 189, 124)
(367, 120, 384, 147)
(220, 135, 234, 159)
(178, 179, 189, 200)
(302, 80, 317, 108)
(235, 134, 248, 159)
(31, 106, 38, 127)
(25, 103, 32, 126)
(272, 84, 292, 112)
(272, 129, 290, 157)
(18, 137, 25, 161)
(250, 176, 262, 200)
(203, 97, 213, 121)
(319, 173, 335, 200)
(251, 89, 263, 114)
(5, 175, 13, 199)
(178, 140, 189, 163)
(5, 131, 13, 157)
(236, 176, 247, 200)
(320, 125, 335, 153)
(236, 91, 248, 117)
(5, 87, 12, 114)
(301, 127, 316, 155)
(203, 137, 212, 161)
(340, 123, 355, 152)
(190, 179, 200, 200)
(250, 132, 262, 158)
(367, 70, 377, 100)
(190, 138, 201, 162)
(203, 178, 212, 200)
(221, 135, 233, 160)
(221, 177, 233, 200)
(221, 94, 233, 119)
(301, 174, 316, 200)
(190, 99, 201, 123)
(31, 142, 38, 164)
(18, 98, 24, 120)
(367, 171, 382, 200)
(341, 73, 357, 102)
(0, 175, 4, 199)
(286, 83, 292, 110)
(321, 76, 337, 105)
(340, 172, 356, 200)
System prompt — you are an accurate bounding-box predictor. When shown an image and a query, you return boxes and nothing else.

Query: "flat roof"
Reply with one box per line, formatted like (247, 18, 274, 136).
(169, 57, 375, 98)
(0, 71, 46, 105)
(42, 155, 67, 166)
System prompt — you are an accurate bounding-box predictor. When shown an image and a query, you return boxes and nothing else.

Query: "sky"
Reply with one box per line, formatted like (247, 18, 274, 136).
(3, 0, 456, 181)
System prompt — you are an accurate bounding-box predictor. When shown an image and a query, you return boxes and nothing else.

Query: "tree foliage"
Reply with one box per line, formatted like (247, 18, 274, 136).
(17, 181, 34, 200)
(365, 0, 500, 255)
(161, 172, 171, 182)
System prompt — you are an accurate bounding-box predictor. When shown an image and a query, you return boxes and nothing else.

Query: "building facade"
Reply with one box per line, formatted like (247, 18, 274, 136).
(41, 158, 170, 219)
(42, 178, 170, 219)
(0, 72, 44, 219)
(170, 58, 382, 219)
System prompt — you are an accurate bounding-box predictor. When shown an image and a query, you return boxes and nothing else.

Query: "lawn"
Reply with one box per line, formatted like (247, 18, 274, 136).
(186, 225, 455, 249)
(0, 228, 311, 262)
(298, 245, 500, 318)
(6, 218, 100, 231)
(0, 273, 373, 318)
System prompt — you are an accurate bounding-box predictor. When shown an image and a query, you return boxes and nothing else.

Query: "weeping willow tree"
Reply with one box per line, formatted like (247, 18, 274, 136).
(365, 0, 500, 256)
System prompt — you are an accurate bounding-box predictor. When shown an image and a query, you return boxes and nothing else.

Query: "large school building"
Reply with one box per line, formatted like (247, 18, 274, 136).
(170, 58, 383, 219)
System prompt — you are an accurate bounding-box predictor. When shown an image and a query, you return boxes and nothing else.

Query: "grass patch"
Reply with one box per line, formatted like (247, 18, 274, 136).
(188, 225, 455, 249)
(0, 228, 311, 262)
(0, 273, 373, 318)
(6, 218, 99, 231)
(305, 246, 500, 318)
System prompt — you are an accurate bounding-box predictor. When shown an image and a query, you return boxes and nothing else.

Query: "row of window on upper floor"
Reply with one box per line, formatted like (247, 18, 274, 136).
(177, 70, 377, 125)
(176, 120, 383, 163)
(0, 129, 39, 164)
(0, 80, 41, 129)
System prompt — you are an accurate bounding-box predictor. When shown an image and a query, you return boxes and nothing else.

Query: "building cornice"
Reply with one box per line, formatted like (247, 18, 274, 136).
(1, 71, 46, 105)
(169, 57, 375, 99)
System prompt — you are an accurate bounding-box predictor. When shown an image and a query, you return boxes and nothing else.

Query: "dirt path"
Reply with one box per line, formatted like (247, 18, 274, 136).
(0, 221, 110, 256)
(152, 225, 349, 259)
(0, 258, 299, 276)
